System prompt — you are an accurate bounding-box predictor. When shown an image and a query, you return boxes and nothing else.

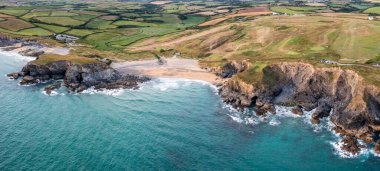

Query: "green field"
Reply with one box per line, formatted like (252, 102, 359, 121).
(0, 9, 29, 16)
(270, 6, 303, 14)
(18, 28, 52, 36)
(21, 11, 50, 19)
(35, 23, 70, 33)
(85, 19, 118, 29)
(364, 7, 380, 14)
(65, 29, 97, 37)
(34, 16, 85, 26)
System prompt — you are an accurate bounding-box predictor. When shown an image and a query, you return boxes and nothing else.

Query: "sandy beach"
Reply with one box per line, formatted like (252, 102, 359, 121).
(112, 58, 220, 84)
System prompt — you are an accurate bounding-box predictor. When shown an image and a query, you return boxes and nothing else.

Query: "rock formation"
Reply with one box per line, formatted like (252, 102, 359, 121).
(219, 62, 380, 155)
(14, 60, 149, 93)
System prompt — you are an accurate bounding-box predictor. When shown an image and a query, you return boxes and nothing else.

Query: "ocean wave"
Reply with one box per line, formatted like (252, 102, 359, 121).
(0, 50, 36, 62)
(330, 139, 370, 159)
(80, 87, 125, 96)
(224, 104, 380, 158)
(140, 77, 218, 93)
(42, 90, 64, 96)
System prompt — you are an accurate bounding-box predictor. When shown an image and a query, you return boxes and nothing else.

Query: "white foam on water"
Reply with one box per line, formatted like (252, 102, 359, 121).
(0, 50, 36, 62)
(224, 104, 380, 158)
(144, 77, 218, 92)
(269, 117, 281, 126)
(81, 87, 125, 96)
(330, 139, 370, 159)
(42, 90, 64, 96)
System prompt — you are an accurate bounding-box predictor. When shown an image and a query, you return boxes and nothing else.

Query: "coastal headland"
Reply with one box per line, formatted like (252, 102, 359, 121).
(1, 1, 380, 159)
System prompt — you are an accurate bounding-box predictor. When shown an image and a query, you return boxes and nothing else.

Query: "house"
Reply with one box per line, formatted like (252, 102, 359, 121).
(320, 59, 338, 65)
(55, 34, 79, 43)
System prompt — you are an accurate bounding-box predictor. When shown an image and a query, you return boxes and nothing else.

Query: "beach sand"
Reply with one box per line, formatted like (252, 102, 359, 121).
(112, 58, 221, 84)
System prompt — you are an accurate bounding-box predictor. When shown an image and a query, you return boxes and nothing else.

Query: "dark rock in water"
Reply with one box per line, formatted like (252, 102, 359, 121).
(291, 105, 303, 115)
(375, 140, 380, 155)
(7, 72, 20, 79)
(312, 103, 331, 120)
(17, 59, 150, 92)
(255, 102, 275, 116)
(310, 117, 320, 124)
(341, 136, 361, 155)
(44, 82, 62, 95)
(20, 76, 37, 85)
(219, 62, 380, 145)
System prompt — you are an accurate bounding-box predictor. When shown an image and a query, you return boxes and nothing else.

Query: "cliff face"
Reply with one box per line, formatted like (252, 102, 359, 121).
(219, 62, 380, 154)
(13, 60, 149, 93)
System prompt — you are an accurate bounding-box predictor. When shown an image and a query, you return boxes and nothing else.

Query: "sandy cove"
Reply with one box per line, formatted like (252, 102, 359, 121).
(111, 58, 221, 84)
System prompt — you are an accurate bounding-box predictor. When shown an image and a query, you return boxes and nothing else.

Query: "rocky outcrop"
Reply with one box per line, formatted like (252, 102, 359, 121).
(16, 60, 149, 92)
(375, 140, 380, 155)
(219, 60, 250, 78)
(219, 62, 380, 155)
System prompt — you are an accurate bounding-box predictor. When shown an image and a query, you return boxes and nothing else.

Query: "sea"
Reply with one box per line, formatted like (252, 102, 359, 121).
(0, 51, 379, 170)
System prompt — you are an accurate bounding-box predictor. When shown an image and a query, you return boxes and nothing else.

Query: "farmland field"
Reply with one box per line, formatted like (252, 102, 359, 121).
(65, 29, 97, 37)
(364, 7, 380, 14)
(0, 18, 34, 31)
(34, 17, 85, 26)
(86, 19, 117, 29)
(17, 28, 52, 36)
(0, 9, 29, 16)
(35, 23, 70, 33)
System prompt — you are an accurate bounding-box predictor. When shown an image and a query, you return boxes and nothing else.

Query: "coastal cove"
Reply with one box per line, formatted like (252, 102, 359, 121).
(1, 51, 380, 170)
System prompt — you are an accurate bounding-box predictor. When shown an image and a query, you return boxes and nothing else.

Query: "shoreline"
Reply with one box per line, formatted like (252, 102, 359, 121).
(112, 57, 224, 85)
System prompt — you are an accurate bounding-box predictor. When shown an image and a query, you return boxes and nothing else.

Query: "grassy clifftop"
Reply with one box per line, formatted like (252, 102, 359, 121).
(128, 13, 380, 86)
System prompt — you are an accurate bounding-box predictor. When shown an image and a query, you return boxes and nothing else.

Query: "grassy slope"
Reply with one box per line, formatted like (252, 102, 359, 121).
(128, 14, 380, 86)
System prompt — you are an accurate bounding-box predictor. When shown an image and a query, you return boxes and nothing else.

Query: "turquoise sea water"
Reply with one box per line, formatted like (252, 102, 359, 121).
(0, 52, 379, 170)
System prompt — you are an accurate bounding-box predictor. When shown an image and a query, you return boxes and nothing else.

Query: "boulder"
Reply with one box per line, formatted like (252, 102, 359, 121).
(341, 136, 360, 155)
(291, 105, 303, 115)
(375, 140, 380, 155)
(44, 82, 62, 95)
(7, 72, 20, 79)
(20, 76, 37, 85)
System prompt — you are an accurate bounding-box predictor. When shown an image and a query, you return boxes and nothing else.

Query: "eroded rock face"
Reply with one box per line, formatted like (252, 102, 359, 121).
(219, 62, 380, 155)
(17, 60, 149, 92)
(375, 140, 380, 155)
(341, 136, 361, 155)
(219, 60, 250, 78)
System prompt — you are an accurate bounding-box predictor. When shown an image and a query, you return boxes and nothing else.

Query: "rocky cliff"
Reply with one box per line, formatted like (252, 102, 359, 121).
(219, 62, 380, 155)
(9, 60, 149, 93)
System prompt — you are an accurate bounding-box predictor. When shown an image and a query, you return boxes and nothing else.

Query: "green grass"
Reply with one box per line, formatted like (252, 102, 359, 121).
(50, 11, 78, 17)
(85, 19, 118, 29)
(270, 6, 303, 14)
(34, 16, 85, 26)
(287, 6, 326, 11)
(65, 29, 97, 37)
(21, 11, 50, 19)
(113, 20, 156, 27)
(350, 4, 373, 10)
(364, 7, 380, 15)
(35, 23, 70, 33)
(0, 9, 29, 16)
(71, 14, 97, 21)
(145, 14, 181, 24)
(181, 15, 206, 27)
(32, 54, 98, 65)
(17, 28, 52, 36)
